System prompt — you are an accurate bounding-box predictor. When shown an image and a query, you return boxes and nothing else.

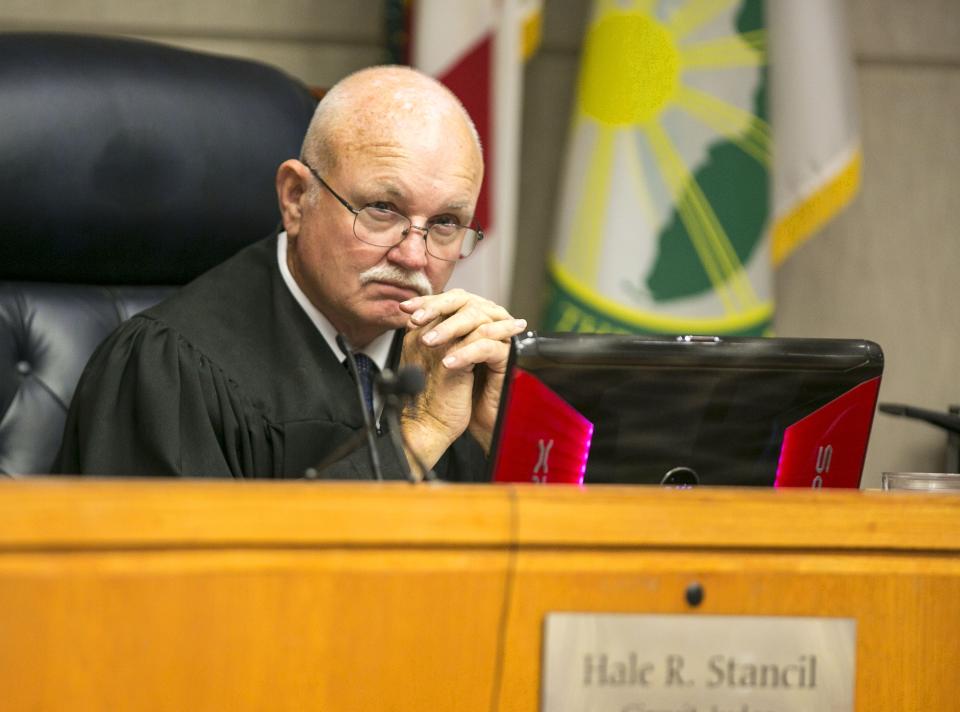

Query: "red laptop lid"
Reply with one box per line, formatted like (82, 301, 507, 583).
(489, 369, 593, 484)
(775, 377, 882, 488)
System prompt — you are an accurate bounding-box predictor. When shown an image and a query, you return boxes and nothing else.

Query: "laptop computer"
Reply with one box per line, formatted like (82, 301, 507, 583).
(488, 333, 883, 488)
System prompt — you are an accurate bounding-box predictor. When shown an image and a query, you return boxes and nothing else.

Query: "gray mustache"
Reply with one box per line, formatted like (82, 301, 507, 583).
(358, 264, 433, 296)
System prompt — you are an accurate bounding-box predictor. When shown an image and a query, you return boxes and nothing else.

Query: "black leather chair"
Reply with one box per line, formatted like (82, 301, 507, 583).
(0, 33, 317, 475)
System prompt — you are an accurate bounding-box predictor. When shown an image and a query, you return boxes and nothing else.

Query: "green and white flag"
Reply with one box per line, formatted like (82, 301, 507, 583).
(543, 0, 859, 336)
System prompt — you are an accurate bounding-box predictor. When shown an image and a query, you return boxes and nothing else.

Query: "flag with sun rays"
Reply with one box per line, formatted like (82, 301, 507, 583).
(544, 0, 859, 336)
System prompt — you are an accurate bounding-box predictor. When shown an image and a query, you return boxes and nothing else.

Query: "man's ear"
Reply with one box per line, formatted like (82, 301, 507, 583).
(276, 159, 309, 237)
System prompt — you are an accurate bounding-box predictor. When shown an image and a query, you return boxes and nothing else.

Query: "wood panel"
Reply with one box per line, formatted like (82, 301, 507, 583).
(512, 485, 960, 551)
(0, 480, 958, 711)
(0, 548, 509, 711)
(499, 549, 960, 710)
(0, 480, 512, 548)
(5, 481, 959, 551)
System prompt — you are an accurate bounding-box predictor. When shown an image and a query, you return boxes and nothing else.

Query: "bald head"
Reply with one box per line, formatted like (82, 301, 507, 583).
(275, 64, 486, 346)
(300, 65, 483, 179)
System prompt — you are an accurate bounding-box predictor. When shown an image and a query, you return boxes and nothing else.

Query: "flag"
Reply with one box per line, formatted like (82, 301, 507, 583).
(769, 1, 860, 265)
(543, 0, 859, 336)
(407, 0, 543, 306)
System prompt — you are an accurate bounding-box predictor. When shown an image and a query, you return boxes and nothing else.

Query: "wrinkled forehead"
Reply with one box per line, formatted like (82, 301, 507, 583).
(351, 114, 475, 160)
(338, 106, 482, 182)
(332, 77, 480, 159)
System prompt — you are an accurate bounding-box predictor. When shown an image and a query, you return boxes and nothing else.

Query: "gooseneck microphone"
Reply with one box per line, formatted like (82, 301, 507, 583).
(879, 403, 960, 434)
(335, 334, 384, 481)
(303, 342, 437, 482)
(377, 366, 437, 482)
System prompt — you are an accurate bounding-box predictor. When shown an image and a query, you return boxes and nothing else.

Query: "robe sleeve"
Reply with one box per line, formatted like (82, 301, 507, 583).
(56, 315, 490, 480)
(56, 316, 281, 477)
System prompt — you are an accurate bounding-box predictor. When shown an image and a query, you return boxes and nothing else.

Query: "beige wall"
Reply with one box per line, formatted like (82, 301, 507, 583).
(0, 1, 386, 87)
(3, 0, 957, 486)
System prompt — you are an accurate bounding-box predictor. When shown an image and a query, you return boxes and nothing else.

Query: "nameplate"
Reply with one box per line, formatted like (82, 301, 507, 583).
(542, 613, 855, 712)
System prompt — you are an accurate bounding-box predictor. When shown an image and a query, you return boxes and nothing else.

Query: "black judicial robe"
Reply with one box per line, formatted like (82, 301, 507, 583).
(56, 235, 488, 480)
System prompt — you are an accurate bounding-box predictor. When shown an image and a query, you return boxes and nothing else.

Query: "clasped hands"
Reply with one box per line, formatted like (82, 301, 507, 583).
(397, 289, 526, 472)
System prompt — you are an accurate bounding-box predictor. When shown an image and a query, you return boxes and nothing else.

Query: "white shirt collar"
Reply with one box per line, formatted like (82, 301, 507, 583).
(277, 231, 395, 371)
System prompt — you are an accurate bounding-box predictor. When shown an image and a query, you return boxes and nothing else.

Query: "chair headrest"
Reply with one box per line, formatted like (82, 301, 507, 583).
(0, 32, 317, 284)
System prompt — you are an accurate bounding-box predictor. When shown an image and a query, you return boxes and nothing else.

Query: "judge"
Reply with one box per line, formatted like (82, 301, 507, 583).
(56, 65, 527, 479)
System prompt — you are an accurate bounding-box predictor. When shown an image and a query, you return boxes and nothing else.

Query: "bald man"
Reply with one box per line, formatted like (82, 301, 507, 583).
(56, 66, 526, 479)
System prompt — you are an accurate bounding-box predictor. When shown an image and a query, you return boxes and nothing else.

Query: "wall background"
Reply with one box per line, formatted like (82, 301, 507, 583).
(2, 0, 957, 487)
(0, 1, 388, 86)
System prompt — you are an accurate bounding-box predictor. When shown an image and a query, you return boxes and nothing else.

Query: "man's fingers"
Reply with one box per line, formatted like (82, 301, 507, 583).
(464, 318, 528, 346)
(399, 291, 469, 324)
(441, 337, 512, 371)
(400, 289, 468, 318)
(421, 305, 524, 345)
(401, 289, 511, 328)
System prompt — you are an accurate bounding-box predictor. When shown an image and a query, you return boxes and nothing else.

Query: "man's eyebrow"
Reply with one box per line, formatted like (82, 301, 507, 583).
(363, 183, 472, 216)
(380, 184, 405, 199)
(442, 200, 472, 213)
(355, 182, 405, 201)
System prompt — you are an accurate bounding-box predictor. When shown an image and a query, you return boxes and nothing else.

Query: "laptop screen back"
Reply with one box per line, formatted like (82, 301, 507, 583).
(489, 334, 883, 488)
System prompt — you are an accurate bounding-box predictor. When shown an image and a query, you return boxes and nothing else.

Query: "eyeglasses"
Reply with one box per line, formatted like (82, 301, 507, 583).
(302, 162, 484, 261)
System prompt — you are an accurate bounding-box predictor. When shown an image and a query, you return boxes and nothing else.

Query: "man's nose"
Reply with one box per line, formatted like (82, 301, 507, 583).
(388, 224, 430, 269)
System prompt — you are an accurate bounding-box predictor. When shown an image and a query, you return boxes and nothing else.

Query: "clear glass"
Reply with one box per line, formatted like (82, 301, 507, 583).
(881, 472, 960, 492)
(303, 162, 483, 261)
(353, 207, 480, 260)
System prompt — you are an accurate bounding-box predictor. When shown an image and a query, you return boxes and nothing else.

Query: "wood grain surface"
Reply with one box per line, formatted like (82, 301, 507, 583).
(0, 479, 957, 711)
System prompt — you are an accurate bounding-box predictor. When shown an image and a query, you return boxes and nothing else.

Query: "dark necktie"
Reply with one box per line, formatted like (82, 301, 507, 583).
(351, 353, 378, 419)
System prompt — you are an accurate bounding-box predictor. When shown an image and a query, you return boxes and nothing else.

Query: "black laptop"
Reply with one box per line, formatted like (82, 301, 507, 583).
(488, 333, 883, 488)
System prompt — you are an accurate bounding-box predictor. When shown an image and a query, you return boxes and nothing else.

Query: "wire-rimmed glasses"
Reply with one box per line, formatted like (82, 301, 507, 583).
(303, 162, 484, 261)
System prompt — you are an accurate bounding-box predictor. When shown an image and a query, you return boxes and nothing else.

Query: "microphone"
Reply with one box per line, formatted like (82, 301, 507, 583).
(879, 403, 960, 434)
(335, 334, 384, 481)
(379, 367, 426, 401)
(377, 366, 437, 482)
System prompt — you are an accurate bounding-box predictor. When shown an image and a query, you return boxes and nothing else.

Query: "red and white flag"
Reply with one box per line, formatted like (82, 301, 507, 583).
(409, 0, 542, 305)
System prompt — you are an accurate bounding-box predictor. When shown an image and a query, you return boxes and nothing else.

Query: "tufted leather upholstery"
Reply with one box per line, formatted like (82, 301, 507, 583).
(0, 283, 174, 475)
(0, 33, 316, 475)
